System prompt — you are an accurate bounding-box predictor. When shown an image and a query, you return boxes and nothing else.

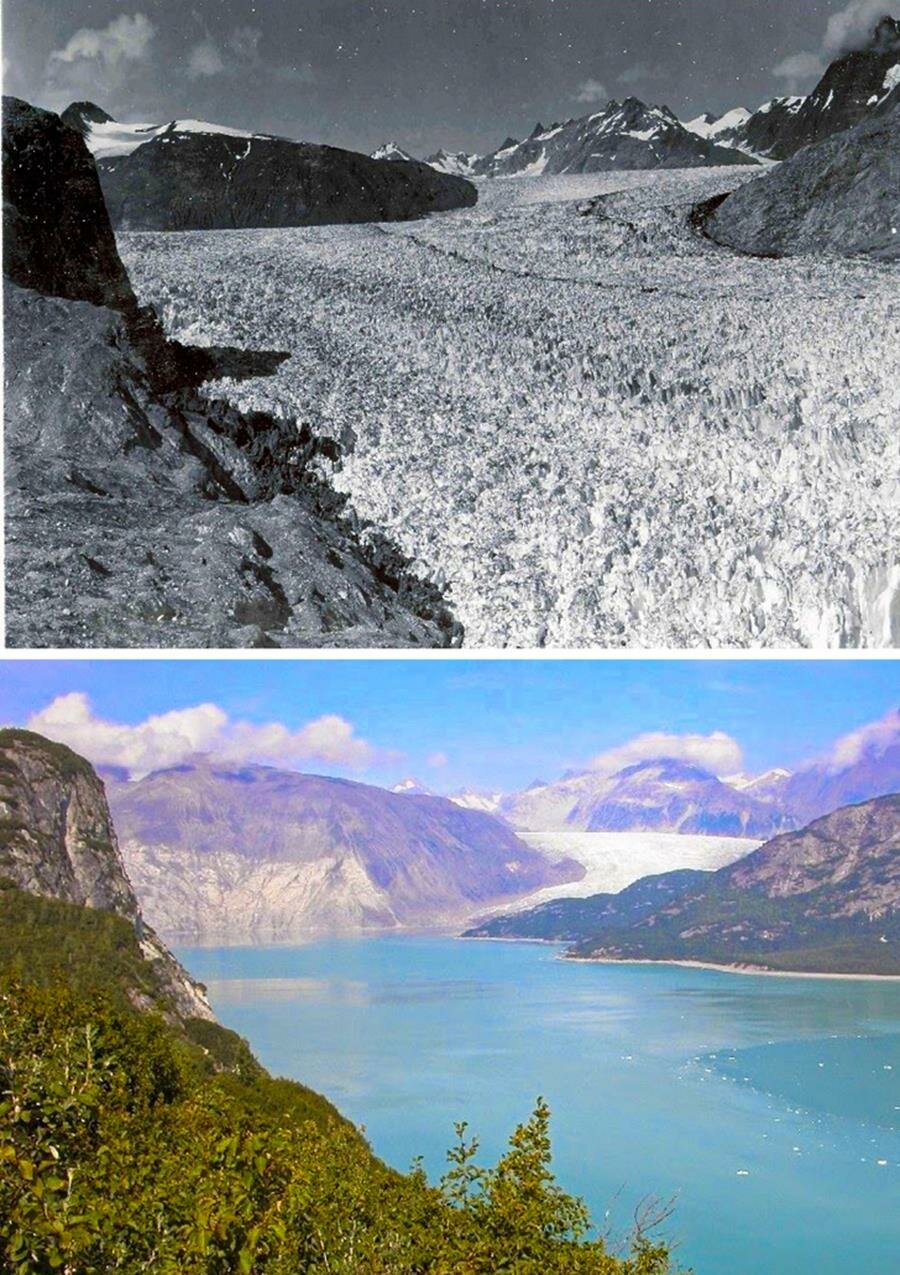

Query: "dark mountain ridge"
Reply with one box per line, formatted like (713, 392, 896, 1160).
(66, 101, 477, 231)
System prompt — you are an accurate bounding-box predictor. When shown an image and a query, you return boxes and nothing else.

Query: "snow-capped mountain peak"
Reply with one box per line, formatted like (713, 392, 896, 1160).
(61, 102, 275, 160)
(371, 141, 415, 162)
(391, 777, 434, 796)
(683, 106, 752, 140)
(449, 789, 505, 814)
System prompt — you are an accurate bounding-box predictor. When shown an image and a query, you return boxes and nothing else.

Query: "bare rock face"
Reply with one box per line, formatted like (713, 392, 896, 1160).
(723, 793, 900, 917)
(105, 759, 586, 941)
(2, 96, 135, 310)
(706, 102, 900, 259)
(0, 729, 212, 1020)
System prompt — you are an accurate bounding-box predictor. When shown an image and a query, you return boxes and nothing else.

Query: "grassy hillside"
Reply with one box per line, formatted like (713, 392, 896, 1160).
(0, 880, 677, 1273)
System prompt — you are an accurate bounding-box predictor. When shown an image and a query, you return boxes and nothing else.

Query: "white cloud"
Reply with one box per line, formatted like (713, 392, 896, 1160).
(773, 1, 895, 90)
(27, 693, 379, 778)
(617, 62, 653, 88)
(49, 12, 155, 70)
(575, 78, 609, 105)
(187, 40, 226, 79)
(426, 751, 449, 768)
(772, 51, 827, 87)
(823, 708, 900, 772)
(588, 730, 743, 778)
(822, 0, 896, 56)
(44, 12, 156, 106)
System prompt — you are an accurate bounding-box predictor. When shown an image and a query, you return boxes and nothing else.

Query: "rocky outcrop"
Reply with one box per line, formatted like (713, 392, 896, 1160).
(3, 96, 462, 648)
(2, 96, 135, 310)
(706, 101, 900, 259)
(0, 729, 212, 1019)
(105, 758, 585, 941)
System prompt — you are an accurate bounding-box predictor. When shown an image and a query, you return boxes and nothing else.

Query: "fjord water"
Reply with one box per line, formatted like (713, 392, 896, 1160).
(179, 939, 900, 1274)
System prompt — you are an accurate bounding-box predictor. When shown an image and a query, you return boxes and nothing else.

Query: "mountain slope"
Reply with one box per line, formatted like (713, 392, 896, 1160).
(473, 98, 757, 176)
(565, 795, 900, 975)
(106, 760, 584, 939)
(62, 101, 477, 231)
(706, 99, 900, 259)
(768, 15, 900, 158)
(501, 758, 792, 838)
(0, 728, 211, 1020)
(781, 729, 900, 825)
(693, 17, 900, 160)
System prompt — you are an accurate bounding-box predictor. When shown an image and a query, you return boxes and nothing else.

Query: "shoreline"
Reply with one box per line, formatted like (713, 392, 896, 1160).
(562, 954, 900, 982)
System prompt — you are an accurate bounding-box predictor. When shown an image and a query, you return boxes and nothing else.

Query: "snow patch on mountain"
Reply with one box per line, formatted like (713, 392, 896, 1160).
(81, 116, 274, 160)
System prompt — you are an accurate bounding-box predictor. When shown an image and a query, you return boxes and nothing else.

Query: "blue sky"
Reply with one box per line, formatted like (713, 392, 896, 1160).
(3, 1, 875, 154)
(0, 659, 897, 793)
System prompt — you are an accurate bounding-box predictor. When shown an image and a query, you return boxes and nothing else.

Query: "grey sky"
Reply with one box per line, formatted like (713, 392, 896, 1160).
(2, 1, 891, 155)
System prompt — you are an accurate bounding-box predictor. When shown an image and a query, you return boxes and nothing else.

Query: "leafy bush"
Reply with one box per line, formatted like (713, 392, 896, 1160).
(0, 977, 677, 1273)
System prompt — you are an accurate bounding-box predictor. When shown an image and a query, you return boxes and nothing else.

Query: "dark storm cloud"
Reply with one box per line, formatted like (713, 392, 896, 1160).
(0, 1, 879, 154)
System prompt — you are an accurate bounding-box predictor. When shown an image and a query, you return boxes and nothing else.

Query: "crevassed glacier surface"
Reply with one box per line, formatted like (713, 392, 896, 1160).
(122, 169, 900, 648)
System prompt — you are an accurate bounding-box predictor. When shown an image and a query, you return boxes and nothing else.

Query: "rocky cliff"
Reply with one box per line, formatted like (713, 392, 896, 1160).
(3, 95, 461, 649)
(706, 100, 900, 259)
(0, 729, 212, 1019)
(2, 97, 134, 309)
(105, 759, 585, 940)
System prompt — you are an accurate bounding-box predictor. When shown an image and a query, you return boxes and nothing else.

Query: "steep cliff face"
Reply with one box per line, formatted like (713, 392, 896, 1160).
(0, 729, 213, 1020)
(2, 96, 135, 310)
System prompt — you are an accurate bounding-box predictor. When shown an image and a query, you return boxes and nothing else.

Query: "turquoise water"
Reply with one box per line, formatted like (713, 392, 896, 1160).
(178, 938, 900, 1274)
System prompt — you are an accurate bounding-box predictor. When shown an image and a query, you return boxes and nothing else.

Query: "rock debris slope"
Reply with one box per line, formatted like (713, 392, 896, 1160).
(104, 759, 584, 941)
(706, 100, 900, 259)
(0, 728, 212, 1020)
(3, 96, 461, 648)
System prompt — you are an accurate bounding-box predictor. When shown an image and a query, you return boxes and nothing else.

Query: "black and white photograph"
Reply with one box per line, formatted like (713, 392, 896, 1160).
(4, 0, 898, 648)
